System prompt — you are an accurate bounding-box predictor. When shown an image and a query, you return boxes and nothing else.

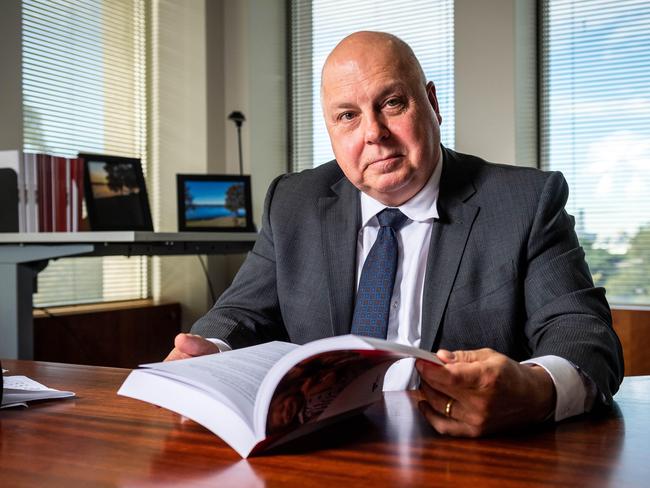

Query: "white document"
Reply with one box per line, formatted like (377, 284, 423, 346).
(2, 375, 75, 408)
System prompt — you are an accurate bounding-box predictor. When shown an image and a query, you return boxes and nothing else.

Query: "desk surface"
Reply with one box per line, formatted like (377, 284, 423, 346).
(1, 360, 648, 487)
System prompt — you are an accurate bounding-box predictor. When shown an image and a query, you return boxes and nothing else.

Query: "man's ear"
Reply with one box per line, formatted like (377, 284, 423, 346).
(426, 81, 443, 125)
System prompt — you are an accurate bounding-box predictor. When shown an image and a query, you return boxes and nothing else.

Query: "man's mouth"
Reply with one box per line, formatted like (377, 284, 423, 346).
(368, 154, 403, 166)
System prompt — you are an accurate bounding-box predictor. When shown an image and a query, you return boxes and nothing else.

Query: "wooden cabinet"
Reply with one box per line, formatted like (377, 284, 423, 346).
(612, 308, 650, 376)
(33, 300, 181, 368)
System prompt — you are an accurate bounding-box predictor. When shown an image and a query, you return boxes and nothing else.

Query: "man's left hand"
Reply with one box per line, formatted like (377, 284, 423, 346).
(416, 348, 556, 437)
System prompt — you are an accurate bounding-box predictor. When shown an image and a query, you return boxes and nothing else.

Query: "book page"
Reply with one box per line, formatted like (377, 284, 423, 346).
(119, 371, 259, 458)
(262, 350, 396, 438)
(141, 341, 298, 426)
(254, 335, 442, 435)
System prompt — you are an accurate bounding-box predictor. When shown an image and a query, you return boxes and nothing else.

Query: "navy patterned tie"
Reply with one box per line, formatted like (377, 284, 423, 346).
(351, 208, 408, 338)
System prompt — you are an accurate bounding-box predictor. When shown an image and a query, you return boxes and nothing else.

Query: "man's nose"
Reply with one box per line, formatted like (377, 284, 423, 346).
(364, 113, 390, 144)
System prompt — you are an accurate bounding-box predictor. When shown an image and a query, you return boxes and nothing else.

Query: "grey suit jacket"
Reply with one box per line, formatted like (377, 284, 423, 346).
(192, 147, 624, 403)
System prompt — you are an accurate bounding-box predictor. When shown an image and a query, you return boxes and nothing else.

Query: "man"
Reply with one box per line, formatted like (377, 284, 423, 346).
(167, 32, 623, 436)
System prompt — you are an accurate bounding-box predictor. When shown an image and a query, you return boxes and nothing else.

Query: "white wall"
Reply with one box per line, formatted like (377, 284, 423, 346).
(455, 0, 537, 166)
(150, 0, 211, 328)
(204, 0, 287, 326)
(221, 0, 287, 228)
(151, 0, 287, 329)
(0, 0, 22, 151)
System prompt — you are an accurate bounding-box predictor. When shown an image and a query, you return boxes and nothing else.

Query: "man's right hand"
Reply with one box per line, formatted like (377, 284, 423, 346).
(164, 333, 220, 361)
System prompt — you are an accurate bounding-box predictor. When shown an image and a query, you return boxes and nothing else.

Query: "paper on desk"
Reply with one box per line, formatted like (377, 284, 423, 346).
(1, 376, 75, 408)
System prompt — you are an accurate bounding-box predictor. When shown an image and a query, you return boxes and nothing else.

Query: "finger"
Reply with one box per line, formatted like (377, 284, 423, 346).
(174, 333, 219, 357)
(444, 348, 496, 364)
(173, 333, 197, 350)
(436, 349, 456, 364)
(416, 359, 454, 394)
(415, 358, 449, 385)
(416, 357, 481, 390)
(419, 352, 497, 393)
(416, 358, 452, 381)
(164, 348, 192, 362)
(419, 381, 462, 422)
(418, 401, 481, 437)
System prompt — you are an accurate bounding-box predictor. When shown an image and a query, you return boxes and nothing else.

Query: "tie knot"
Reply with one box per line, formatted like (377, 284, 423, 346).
(377, 208, 408, 230)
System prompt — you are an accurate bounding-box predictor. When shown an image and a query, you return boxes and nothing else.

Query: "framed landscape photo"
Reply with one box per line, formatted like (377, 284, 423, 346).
(80, 154, 153, 231)
(176, 174, 254, 232)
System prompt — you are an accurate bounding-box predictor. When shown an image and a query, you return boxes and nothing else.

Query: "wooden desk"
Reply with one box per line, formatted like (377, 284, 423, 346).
(1, 360, 649, 487)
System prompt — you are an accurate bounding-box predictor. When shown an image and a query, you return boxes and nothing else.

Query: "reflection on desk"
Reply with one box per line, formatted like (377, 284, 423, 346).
(0, 360, 648, 487)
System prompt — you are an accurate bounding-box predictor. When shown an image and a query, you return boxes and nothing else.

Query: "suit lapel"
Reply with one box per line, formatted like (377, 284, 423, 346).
(319, 176, 360, 337)
(420, 149, 479, 352)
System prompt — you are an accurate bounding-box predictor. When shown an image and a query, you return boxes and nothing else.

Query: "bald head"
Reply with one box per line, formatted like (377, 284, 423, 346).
(322, 31, 426, 94)
(319, 31, 442, 206)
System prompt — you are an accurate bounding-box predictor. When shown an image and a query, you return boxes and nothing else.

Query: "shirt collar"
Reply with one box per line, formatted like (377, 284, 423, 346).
(360, 150, 443, 227)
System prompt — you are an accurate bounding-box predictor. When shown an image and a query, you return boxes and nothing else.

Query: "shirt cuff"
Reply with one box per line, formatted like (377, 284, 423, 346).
(522, 355, 593, 421)
(205, 337, 232, 352)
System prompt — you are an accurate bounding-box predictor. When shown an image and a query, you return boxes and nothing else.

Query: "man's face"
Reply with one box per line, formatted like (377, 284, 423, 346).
(321, 44, 442, 206)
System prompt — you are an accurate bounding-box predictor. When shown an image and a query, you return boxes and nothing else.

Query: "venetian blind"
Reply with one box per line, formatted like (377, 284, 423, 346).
(540, 0, 650, 306)
(290, 0, 454, 172)
(22, 0, 150, 307)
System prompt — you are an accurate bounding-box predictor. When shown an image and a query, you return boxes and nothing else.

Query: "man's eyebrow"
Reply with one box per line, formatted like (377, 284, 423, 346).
(329, 102, 358, 110)
(327, 82, 408, 110)
(375, 82, 407, 99)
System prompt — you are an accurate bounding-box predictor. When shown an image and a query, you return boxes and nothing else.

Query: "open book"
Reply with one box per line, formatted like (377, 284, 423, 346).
(118, 334, 442, 457)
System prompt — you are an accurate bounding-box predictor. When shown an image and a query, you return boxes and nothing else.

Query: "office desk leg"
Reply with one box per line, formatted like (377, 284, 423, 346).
(0, 261, 46, 359)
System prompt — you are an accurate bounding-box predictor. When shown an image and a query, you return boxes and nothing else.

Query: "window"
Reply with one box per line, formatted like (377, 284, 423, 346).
(290, 0, 454, 172)
(22, 0, 150, 306)
(540, 0, 650, 306)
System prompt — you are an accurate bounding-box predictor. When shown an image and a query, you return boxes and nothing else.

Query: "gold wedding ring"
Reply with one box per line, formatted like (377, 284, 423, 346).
(444, 397, 454, 418)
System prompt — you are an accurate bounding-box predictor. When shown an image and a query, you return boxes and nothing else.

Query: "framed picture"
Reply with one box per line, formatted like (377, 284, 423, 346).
(80, 154, 153, 231)
(176, 174, 254, 232)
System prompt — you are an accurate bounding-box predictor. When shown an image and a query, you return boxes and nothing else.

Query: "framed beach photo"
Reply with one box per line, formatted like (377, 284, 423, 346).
(176, 174, 254, 232)
(80, 154, 153, 231)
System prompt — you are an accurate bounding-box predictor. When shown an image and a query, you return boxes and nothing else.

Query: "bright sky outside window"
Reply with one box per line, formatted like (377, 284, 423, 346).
(541, 0, 650, 306)
(22, 0, 149, 307)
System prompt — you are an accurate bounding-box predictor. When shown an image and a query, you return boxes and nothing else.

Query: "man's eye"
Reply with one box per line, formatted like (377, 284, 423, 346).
(338, 112, 355, 121)
(385, 98, 403, 108)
